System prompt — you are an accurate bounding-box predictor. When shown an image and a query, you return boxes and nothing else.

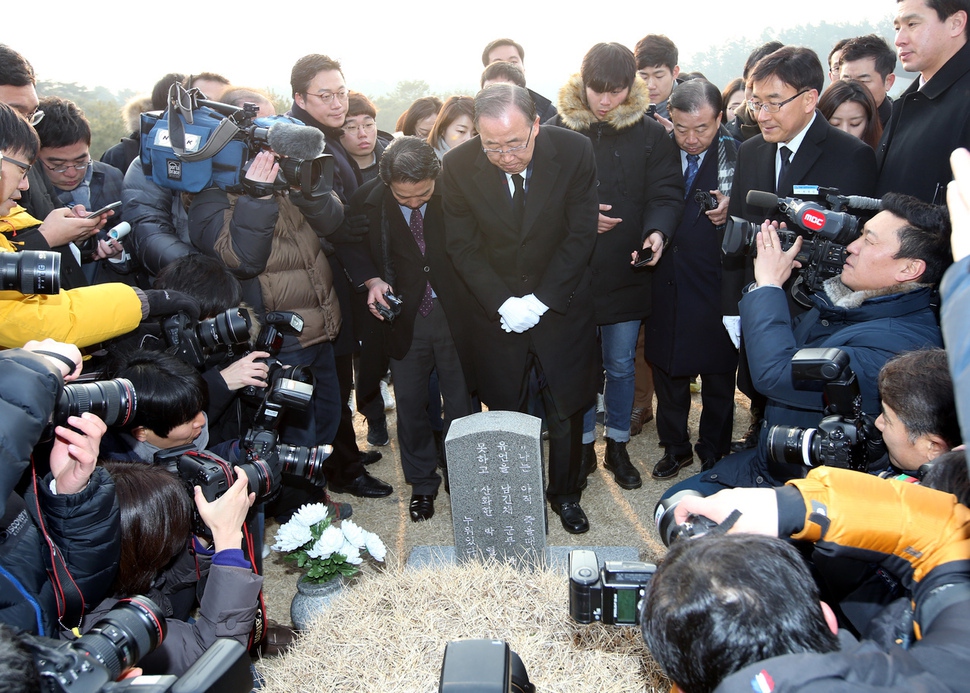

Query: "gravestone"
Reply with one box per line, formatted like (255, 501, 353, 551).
(445, 411, 547, 568)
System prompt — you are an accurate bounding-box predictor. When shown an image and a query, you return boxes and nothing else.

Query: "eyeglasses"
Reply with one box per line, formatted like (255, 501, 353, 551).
(1, 153, 32, 179)
(304, 89, 349, 105)
(39, 157, 91, 174)
(482, 123, 534, 156)
(27, 109, 44, 126)
(747, 90, 810, 114)
(342, 121, 377, 135)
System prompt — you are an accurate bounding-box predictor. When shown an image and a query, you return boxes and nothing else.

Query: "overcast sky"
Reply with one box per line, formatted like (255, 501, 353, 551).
(7, 0, 897, 100)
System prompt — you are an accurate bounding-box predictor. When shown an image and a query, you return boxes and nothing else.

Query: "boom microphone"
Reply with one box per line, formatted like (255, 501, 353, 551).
(747, 189, 781, 209)
(266, 122, 326, 160)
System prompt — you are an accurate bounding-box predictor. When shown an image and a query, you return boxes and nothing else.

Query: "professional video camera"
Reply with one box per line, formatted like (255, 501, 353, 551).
(22, 596, 252, 692)
(140, 84, 333, 200)
(767, 347, 885, 480)
(722, 187, 882, 305)
(1, 249, 61, 294)
(161, 307, 252, 369)
(438, 639, 534, 693)
(568, 549, 657, 626)
(43, 377, 137, 439)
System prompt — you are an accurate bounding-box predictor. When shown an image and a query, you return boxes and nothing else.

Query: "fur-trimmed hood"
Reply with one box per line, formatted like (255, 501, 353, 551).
(822, 276, 930, 310)
(556, 73, 652, 132)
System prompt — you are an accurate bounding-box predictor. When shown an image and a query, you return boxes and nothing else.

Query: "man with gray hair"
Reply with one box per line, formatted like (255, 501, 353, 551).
(645, 79, 740, 479)
(441, 84, 599, 533)
(340, 137, 474, 522)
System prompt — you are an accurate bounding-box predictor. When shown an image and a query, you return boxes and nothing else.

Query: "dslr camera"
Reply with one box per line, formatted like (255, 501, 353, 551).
(438, 639, 534, 693)
(654, 489, 720, 548)
(238, 310, 305, 402)
(161, 307, 253, 369)
(722, 187, 881, 305)
(767, 347, 885, 480)
(44, 377, 137, 439)
(23, 595, 251, 692)
(568, 549, 656, 626)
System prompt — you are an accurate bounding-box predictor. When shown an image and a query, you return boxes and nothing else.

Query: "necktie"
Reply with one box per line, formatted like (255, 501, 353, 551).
(410, 208, 434, 317)
(777, 145, 792, 194)
(512, 173, 525, 227)
(684, 154, 700, 197)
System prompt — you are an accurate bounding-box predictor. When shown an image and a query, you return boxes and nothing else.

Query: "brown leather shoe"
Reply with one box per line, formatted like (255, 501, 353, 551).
(630, 407, 655, 437)
(261, 620, 297, 657)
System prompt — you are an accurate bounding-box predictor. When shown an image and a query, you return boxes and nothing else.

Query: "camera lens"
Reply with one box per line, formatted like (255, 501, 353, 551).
(239, 456, 276, 501)
(57, 378, 136, 428)
(73, 595, 166, 679)
(196, 307, 252, 349)
(279, 443, 331, 486)
(654, 489, 705, 547)
(0, 250, 61, 295)
(767, 425, 816, 466)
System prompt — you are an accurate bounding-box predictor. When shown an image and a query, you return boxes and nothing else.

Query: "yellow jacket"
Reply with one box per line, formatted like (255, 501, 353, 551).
(0, 207, 143, 348)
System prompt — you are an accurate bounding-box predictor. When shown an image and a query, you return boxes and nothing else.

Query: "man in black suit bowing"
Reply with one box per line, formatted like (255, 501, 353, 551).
(341, 137, 475, 523)
(723, 45, 877, 452)
(441, 84, 600, 533)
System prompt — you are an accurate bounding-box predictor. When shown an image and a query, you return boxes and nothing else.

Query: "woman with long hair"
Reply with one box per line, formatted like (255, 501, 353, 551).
(819, 79, 883, 150)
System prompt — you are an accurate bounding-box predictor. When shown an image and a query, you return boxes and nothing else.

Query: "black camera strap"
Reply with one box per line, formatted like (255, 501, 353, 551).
(29, 459, 86, 635)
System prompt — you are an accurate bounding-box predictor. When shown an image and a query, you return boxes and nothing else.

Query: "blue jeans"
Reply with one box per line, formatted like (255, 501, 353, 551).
(583, 319, 640, 443)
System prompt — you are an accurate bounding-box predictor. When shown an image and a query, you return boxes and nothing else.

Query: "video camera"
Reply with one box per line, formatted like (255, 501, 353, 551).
(722, 187, 881, 305)
(140, 84, 333, 200)
(161, 307, 252, 369)
(767, 347, 885, 480)
(1, 249, 61, 294)
(23, 595, 252, 692)
(568, 549, 657, 626)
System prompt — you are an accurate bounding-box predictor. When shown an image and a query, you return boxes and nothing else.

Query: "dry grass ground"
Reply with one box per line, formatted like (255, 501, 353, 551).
(255, 386, 752, 692)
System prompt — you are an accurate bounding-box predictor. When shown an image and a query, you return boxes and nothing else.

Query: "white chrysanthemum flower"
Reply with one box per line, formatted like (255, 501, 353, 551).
(340, 541, 363, 565)
(290, 502, 332, 529)
(308, 524, 345, 559)
(340, 519, 366, 548)
(363, 531, 386, 561)
(272, 521, 313, 552)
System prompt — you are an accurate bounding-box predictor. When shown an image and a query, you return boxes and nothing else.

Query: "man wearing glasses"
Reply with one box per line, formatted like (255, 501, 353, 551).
(442, 84, 599, 533)
(721, 46, 878, 456)
(0, 44, 62, 221)
(30, 97, 127, 286)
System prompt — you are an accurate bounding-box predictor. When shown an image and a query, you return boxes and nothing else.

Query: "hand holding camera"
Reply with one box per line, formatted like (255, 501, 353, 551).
(194, 466, 255, 552)
(753, 220, 803, 288)
(220, 350, 271, 391)
(365, 278, 403, 322)
(50, 412, 107, 495)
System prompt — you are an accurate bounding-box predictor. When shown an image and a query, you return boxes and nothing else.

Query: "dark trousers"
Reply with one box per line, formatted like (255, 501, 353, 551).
(652, 364, 735, 462)
(518, 352, 585, 505)
(389, 300, 473, 495)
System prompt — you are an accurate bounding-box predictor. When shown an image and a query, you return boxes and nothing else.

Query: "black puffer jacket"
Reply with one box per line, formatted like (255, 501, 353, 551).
(548, 75, 684, 324)
(0, 350, 120, 635)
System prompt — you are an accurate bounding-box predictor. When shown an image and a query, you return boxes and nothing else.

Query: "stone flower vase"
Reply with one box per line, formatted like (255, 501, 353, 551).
(290, 574, 348, 631)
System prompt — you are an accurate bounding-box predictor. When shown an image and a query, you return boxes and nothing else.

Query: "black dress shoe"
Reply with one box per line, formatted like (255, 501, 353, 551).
(329, 472, 393, 498)
(409, 494, 436, 522)
(359, 450, 383, 465)
(651, 451, 694, 480)
(700, 456, 719, 472)
(604, 438, 642, 489)
(551, 501, 589, 534)
(578, 443, 596, 489)
(730, 420, 762, 453)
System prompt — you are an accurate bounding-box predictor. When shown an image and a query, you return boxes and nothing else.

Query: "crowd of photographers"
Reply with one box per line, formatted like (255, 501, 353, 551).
(2, 0, 970, 687)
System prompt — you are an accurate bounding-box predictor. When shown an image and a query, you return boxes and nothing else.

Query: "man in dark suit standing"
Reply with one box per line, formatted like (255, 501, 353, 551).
(723, 45, 877, 451)
(341, 137, 474, 523)
(442, 84, 599, 533)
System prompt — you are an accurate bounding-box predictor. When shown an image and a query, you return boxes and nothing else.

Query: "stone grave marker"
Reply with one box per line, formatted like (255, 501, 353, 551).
(445, 411, 546, 568)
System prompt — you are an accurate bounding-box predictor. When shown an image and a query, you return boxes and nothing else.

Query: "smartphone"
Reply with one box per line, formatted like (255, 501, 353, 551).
(84, 201, 122, 219)
(633, 247, 654, 267)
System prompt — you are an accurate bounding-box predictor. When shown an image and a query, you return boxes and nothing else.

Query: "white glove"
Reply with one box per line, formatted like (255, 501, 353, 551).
(722, 315, 741, 350)
(498, 297, 541, 333)
(521, 293, 549, 318)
